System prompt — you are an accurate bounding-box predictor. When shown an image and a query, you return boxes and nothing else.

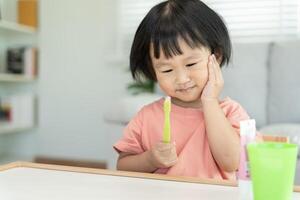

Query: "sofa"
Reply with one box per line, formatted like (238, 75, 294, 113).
(104, 40, 300, 184)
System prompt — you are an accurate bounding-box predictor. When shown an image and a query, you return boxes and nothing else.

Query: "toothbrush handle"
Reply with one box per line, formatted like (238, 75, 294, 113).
(163, 112, 171, 143)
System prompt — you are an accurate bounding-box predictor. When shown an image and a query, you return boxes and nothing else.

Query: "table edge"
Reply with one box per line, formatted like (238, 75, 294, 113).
(1, 161, 299, 192)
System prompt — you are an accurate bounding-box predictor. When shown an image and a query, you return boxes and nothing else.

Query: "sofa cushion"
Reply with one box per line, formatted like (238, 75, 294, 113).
(222, 43, 270, 128)
(268, 41, 300, 123)
(296, 160, 300, 185)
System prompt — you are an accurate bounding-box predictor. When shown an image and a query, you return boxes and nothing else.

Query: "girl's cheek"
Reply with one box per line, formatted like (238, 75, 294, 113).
(159, 85, 172, 96)
(157, 79, 174, 93)
(190, 65, 208, 77)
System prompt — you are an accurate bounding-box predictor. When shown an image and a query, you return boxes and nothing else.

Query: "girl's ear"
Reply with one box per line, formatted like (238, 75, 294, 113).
(213, 48, 223, 65)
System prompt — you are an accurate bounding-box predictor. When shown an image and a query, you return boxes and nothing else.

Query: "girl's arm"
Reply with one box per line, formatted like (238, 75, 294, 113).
(117, 151, 157, 173)
(202, 99, 240, 172)
(117, 142, 178, 173)
(201, 55, 240, 172)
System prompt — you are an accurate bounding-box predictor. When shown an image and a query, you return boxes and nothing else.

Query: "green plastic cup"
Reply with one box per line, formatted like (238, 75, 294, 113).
(247, 142, 298, 200)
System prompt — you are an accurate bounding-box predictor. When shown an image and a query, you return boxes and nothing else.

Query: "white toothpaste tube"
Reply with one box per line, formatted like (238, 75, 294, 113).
(238, 119, 256, 200)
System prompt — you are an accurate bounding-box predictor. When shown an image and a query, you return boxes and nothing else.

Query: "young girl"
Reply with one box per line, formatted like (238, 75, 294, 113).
(114, 0, 250, 180)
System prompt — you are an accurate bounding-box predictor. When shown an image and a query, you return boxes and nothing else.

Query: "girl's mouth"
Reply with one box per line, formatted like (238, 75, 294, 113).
(177, 85, 196, 93)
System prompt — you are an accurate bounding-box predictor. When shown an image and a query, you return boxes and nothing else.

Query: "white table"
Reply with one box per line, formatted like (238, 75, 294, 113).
(0, 162, 299, 200)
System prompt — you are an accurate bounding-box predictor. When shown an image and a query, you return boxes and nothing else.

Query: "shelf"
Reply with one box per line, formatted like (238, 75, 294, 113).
(0, 73, 36, 82)
(0, 154, 33, 165)
(0, 20, 37, 34)
(0, 125, 36, 135)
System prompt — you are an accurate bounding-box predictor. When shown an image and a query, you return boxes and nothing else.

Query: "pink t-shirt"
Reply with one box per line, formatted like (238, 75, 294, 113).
(114, 97, 250, 180)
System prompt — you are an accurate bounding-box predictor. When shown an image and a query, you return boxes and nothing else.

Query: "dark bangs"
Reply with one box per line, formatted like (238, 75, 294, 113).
(151, 2, 209, 59)
(130, 0, 232, 81)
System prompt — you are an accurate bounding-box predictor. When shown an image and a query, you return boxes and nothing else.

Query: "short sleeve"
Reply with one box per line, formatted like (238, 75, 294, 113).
(221, 98, 250, 134)
(113, 107, 145, 154)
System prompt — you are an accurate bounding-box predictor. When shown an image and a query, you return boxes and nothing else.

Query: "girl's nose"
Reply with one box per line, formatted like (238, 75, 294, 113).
(175, 68, 191, 87)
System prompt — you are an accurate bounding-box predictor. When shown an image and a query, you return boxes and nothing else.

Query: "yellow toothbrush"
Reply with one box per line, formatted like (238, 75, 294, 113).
(163, 96, 171, 143)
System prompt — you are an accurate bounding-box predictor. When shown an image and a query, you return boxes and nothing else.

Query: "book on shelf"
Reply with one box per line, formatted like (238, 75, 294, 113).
(6, 46, 38, 78)
(18, 0, 38, 28)
(0, 99, 12, 124)
(0, 95, 36, 130)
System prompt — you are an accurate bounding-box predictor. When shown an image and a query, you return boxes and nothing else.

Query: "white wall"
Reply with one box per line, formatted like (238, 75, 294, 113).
(2, 0, 132, 167)
(0, 141, 2, 157)
(0, 36, 6, 72)
(0, 0, 18, 22)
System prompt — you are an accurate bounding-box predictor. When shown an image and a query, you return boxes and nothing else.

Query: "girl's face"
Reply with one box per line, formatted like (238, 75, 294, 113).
(150, 39, 212, 108)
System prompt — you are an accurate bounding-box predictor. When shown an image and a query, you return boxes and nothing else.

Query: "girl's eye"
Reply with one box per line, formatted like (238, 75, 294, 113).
(186, 63, 197, 67)
(162, 69, 173, 73)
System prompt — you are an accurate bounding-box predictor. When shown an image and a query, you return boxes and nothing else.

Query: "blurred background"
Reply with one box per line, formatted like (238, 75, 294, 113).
(0, 0, 299, 183)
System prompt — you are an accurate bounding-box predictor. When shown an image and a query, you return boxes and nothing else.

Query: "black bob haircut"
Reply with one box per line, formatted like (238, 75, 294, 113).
(130, 0, 232, 81)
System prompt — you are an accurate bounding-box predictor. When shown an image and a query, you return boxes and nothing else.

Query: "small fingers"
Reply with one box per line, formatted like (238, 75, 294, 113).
(156, 142, 176, 151)
(164, 154, 178, 167)
(212, 54, 224, 84)
(208, 55, 216, 82)
(166, 158, 178, 167)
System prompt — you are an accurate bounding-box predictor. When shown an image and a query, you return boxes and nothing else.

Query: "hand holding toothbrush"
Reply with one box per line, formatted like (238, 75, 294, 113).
(148, 142, 178, 168)
(147, 96, 178, 169)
